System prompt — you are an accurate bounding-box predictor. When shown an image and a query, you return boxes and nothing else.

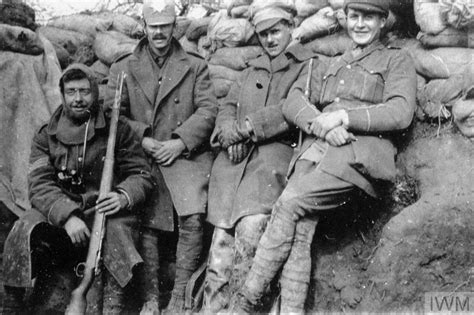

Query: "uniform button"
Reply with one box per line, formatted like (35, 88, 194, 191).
(158, 79, 162, 85)
(61, 165, 67, 171)
(177, 121, 182, 126)
(339, 80, 345, 85)
(370, 70, 374, 74)
(323, 75, 327, 80)
(334, 97, 340, 102)
(174, 97, 179, 103)
(70, 170, 77, 175)
(346, 64, 351, 69)
(78, 157, 83, 162)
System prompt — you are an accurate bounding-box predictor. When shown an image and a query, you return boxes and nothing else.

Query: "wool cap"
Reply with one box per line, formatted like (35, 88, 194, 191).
(142, 0, 176, 26)
(343, 0, 389, 17)
(250, 2, 296, 33)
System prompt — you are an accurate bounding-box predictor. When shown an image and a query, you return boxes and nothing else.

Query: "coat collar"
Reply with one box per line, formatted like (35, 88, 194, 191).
(129, 38, 191, 106)
(341, 39, 385, 64)
(47, 106, 106, 145)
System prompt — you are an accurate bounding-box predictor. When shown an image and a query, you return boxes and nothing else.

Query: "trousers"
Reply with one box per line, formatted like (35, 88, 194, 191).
(241, 160, 358, 312)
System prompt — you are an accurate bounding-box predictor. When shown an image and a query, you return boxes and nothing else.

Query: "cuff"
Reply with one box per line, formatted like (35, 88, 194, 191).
(347, 108, 371, 132)
(117, 188, 132, 211)
(48, 197, 81, 226)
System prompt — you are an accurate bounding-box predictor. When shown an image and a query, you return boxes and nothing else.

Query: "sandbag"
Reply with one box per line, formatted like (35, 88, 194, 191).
(179, 36, 199, 54)
(328, 0, 344, 9)
(95, 12, 145, 38)
(414, 0, 447, 35)
(38, 26, 93, 55)
(213, 78, 234, 98)
(292, 6, 339, 42)
(226, 0, 253, 10)
(302, 30, 352, 56)
(406, 42, 473, 79)
(0, 2, 36, 31)
(208, 64, 242, 82)
(295, 0, 330, 17)
(229, 5, 250, 18)
(417, 27, 473, 48)
(453, 86, 474, 138)
(417, 74, 466, 119)
(48, 14, 112, 38)
(90, 60, 110, 83)
(208, 11, 254, 48)
(0, 34, 62, 212)
(94, 31, 138, 66)
(174, 17, 192, 40)
(439, 0, 474, 29)
(71, 44, 96, 66)
(186, 16, 213, 41)
(52, 42, 71, 69)
(208, 46, 263, 70)
(0, 24, 44, 55)
(198, 36, 212, 59)
(186, 4, 212, 19)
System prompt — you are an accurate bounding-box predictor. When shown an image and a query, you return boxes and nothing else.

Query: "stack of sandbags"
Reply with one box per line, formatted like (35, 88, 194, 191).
(0, 1, 36, 31)
(207, 46, 263, 98)
(41, 12, 144, 70)
(416, 0, 473, 48)
(393, 38, 474, 121)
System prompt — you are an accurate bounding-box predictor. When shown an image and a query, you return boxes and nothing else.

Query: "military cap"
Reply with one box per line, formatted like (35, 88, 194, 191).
(249, 1, 296, 33)
(343, 0, 389, 17)
(142, 0, 176, 26)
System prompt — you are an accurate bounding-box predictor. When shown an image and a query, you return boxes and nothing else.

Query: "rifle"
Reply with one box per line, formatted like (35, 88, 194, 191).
(66, 72, 126, 315)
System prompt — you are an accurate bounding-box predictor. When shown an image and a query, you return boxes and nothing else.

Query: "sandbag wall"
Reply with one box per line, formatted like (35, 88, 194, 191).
(178, 0, 473, 118)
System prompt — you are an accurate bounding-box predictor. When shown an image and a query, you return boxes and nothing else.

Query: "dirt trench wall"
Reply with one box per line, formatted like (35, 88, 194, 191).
(306, 122, 474, 313)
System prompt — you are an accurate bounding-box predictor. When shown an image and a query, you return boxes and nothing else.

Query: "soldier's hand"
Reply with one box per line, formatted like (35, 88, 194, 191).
(64, 215, 90, 247)
(310, 110, 349, 139)
(218, 121, 252, 148)
(227, 142, 250, 164)
(325, 126, 357, 147)
(142, 137, 162, 155)
(96, 191, 128, 216)
(153, 139, 186, 166)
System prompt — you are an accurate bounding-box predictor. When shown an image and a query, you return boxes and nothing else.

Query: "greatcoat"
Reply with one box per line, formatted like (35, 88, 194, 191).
(3, 93, 154, 288)
(207, 44, 320, 229)
(106, 38, 218, 231)
(283, 40, 417, 198)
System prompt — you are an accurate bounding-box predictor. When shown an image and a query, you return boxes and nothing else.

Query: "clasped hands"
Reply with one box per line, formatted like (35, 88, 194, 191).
(211, 121, 252, 164)
(142, 137, 186, 166)
(307, 109, 356, 147)
(64, 191, 129, 246)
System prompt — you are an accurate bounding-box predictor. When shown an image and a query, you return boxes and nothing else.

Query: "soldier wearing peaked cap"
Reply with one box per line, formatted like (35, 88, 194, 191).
(105, 0, 218, 313)
(234, 0, 416, 313)
(204, 1, 328, 313)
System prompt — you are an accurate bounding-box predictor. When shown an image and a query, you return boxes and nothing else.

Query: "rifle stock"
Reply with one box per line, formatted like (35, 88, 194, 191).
(66, 72, 126, 315)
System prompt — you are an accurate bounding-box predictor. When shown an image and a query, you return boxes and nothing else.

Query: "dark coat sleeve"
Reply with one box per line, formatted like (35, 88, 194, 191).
(28, 127, 82, 226)
(114, 119, 155, 209)
(172, 59, 218, 152)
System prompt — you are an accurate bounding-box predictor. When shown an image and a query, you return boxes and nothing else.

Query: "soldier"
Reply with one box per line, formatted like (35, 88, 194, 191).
(203, 2, 325, 312)
(105, 0, 217, 313)
(234, 0, 417, 313)
(2, 63, 154, 314)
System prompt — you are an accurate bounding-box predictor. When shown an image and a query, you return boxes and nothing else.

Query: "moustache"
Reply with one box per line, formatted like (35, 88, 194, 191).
(152, 35, 167, 40)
